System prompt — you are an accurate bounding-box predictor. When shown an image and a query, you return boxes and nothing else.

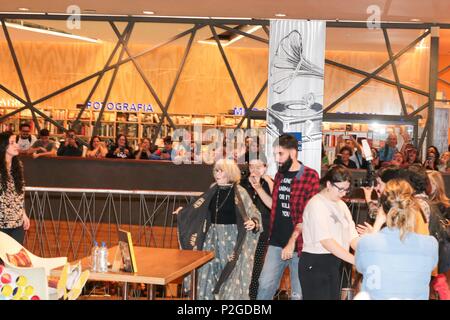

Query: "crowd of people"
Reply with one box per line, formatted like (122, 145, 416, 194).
(16, 123, 259, 164)
(173, 133, 450, 300)
(328, 132, 450, 173)
(3, 124, 450, 300)
(15, 123, 178, 161)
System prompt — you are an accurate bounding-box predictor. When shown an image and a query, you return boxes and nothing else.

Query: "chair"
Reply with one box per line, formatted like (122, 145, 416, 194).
(0, 231, 67, 276)
(0, 264, 49, 300)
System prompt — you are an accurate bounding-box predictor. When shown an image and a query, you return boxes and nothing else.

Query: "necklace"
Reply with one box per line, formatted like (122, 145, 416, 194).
(215, 185, 234, 224)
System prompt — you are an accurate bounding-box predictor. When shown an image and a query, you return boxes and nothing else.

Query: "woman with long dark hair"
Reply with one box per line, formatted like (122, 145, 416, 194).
(405, 147, 421, 166)
(86, 135, 108, 159)
(242, 154, 273, 300)
(424, 146, 440, 171)
(106, 134, 134, 159)
(426, 170, 450, 300)
(299, 165, 360, 300)
(0, 131, 30, 244)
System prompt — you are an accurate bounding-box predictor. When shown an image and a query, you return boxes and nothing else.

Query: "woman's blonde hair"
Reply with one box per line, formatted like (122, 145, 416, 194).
(213, 159, 241, 183)
(382, 179, 420, 241)
(427, 170, 450, 207)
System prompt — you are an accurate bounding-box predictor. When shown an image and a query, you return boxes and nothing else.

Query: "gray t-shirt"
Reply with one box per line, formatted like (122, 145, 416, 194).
(31, 139, 56, 154)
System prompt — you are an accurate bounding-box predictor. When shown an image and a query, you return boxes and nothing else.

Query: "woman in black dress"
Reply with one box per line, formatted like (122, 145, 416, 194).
(241, 154, 273, 300)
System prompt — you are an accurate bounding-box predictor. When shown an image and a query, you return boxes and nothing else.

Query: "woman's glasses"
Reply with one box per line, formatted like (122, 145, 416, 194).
(332, 183, 350, 193)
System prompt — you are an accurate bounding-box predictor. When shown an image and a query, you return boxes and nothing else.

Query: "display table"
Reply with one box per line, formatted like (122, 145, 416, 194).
(50, 246, 214, 300)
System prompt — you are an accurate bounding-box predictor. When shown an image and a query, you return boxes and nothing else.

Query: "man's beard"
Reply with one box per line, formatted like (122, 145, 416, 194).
(278, 156, 293, 174)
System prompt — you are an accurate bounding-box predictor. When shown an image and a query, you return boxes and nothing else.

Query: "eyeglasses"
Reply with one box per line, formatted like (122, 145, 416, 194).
(249, 164, 265, 170)
(332, 183, 350, 193)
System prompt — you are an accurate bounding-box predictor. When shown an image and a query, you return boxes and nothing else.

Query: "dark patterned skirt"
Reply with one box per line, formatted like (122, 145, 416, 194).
(197, 224, 238, 300)
(249, 231, 269, 300)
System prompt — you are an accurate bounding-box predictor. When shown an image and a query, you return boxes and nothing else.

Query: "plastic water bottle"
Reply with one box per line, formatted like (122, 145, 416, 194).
(97, 241, 108, 273)
(91, 241, 99, 272)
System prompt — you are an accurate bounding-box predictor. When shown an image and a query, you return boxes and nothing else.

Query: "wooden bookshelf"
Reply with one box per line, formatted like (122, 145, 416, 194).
(0, 107, 266, 149)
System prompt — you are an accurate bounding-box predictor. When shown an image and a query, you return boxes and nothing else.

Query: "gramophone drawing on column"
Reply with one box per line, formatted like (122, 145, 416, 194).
(268, 30, 324, 143)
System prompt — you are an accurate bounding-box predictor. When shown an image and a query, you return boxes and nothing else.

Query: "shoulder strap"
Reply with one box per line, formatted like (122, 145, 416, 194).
(355, 151, 362, 167)
(234, 184, 249, 221)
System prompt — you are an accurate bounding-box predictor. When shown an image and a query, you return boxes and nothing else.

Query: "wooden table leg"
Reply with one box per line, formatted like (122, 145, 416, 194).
(147, 284, 154, 300)
(123, 282, 128, 300)
(189, 270, 197, 300)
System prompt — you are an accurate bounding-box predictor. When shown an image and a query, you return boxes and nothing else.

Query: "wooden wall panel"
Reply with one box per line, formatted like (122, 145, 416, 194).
(0, 40, 436, 116)
(438, 54, 450, 100)
(0, 41, 269, 115)
(325, 50, 429, 114)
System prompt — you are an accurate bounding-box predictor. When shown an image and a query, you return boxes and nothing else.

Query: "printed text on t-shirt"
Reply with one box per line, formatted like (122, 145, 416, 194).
(278, 177, 293, 217)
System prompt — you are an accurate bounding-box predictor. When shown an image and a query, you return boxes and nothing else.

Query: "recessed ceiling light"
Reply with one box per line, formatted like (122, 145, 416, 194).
(18, 8, 30, 11)
(0, 20, 101, 43)
(198, 25, 262, 47)
(142, 11, 155, 15)
(275, 13, 286, 17)
(410, 18, 421, 22)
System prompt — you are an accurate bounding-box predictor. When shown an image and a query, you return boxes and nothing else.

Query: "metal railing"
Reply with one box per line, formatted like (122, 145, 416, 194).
(24, 186, 202, 261)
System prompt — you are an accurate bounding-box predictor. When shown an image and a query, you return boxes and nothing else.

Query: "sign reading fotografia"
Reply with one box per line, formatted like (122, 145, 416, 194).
(266, 20, 326, 176)
(86, 101, 155, 113)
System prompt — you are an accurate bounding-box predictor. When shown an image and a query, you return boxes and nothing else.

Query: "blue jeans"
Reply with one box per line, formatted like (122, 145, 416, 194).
(256, 245, 302, 300)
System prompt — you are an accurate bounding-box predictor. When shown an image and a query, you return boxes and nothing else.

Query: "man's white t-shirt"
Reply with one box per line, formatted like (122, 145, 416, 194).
(17, 135, 37, 152)
(302, 193, 359, 254)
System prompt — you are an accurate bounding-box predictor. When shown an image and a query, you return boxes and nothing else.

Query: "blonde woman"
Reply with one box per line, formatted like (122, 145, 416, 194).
(428, 170, 450, 209)
(356, 179, 438, 300)
(426, 170, 450, 299)
(174, 159, 262, 300)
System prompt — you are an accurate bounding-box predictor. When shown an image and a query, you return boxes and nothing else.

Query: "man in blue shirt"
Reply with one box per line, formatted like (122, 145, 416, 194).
(378, 133, 398, 164)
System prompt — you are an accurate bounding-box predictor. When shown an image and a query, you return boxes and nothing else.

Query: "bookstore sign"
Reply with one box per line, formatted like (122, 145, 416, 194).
(0, 98, 22, 107)
(86, 101, 155, 113)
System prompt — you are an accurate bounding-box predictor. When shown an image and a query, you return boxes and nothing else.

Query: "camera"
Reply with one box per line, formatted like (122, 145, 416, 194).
(68, 133, 75, 139)
(353, 162, 377, 189)
(354, 176, 377, 189)
(240, 165, 250, 180)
